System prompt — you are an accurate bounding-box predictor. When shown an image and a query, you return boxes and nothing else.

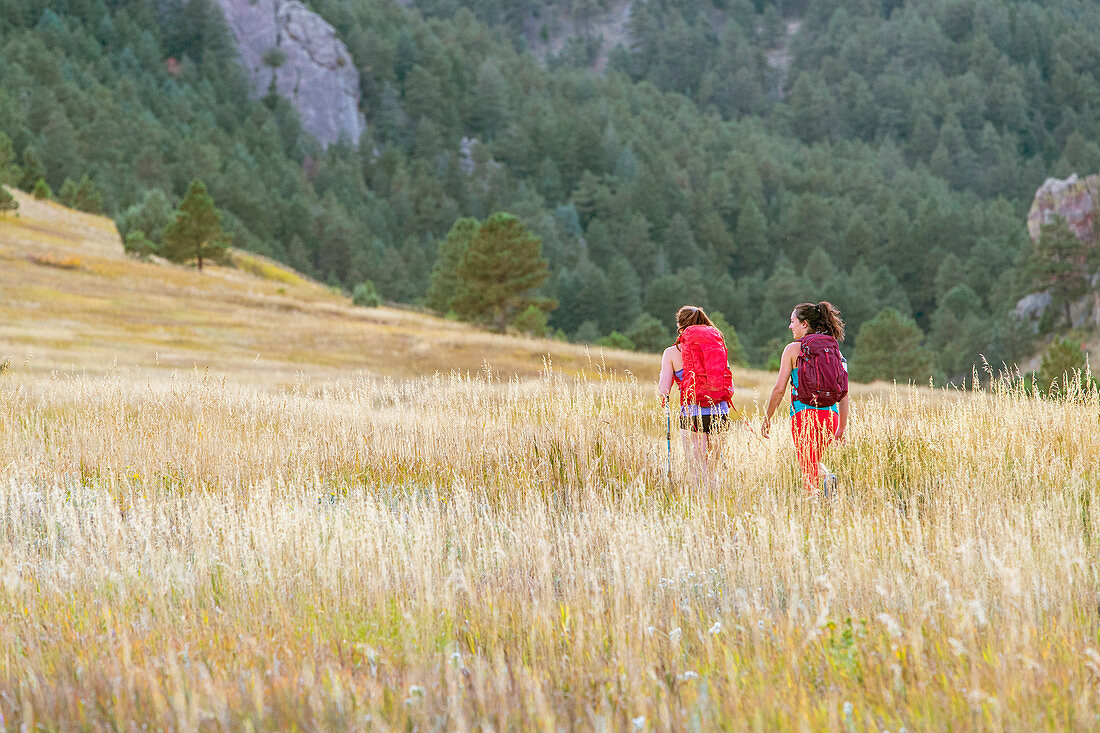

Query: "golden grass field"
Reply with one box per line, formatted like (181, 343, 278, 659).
(0, 189, 666, 383)
(1, 190, 1098, 730)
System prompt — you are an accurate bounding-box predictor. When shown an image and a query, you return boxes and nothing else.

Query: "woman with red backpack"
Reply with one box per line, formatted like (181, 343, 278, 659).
(761, 302, 849, 496)
(657, 305, 739, 486)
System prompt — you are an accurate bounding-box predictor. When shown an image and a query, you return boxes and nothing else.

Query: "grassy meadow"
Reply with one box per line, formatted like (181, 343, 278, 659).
(1, 192, 1099, 730)
(0, 189, 656, 382)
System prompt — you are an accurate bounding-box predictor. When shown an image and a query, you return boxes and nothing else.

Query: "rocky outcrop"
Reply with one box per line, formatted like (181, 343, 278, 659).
(1026, 173, 1100, 242)
(211, 0, 365, 147)
(1020, 173, 1100, 330)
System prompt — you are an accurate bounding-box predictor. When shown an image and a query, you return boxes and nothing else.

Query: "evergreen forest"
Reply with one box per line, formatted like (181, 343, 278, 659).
(3, 0, 1100, 379)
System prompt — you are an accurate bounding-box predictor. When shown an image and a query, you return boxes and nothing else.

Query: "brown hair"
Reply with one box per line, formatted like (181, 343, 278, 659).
(676, 305, 715, 334)
(793, 301, 845, 342)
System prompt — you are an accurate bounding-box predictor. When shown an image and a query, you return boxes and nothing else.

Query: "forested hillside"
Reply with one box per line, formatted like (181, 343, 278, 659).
(3, 0, 1099, 378)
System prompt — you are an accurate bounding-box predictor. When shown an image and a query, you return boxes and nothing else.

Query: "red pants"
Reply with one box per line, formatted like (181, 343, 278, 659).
(791, 409, 839, 491)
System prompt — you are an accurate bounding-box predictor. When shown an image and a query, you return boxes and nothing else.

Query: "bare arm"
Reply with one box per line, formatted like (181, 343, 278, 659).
(835, 394, 849, 440)
(656, 346, 677, 402)
(761, 343, 799, 437)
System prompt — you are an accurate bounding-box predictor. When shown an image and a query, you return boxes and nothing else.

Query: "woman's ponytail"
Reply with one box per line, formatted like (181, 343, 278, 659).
(817, 301, 845, 342)
(794, 301, 846, 342)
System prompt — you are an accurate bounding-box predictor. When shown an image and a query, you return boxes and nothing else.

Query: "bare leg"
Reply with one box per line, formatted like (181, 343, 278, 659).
(704, 432, 725, 494)
(680, 429, 708, 491)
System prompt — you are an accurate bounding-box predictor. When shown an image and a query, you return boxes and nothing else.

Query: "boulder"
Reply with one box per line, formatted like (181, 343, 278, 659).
(1026, 173, 1100, 243)
(1014, 291, 1052, 323)
(1020, 173, 1100, 330)
(211, 0, 365, 147)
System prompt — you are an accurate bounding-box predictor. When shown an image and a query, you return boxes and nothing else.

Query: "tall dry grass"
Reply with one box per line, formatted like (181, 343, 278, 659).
(0, 366, 1097, 730)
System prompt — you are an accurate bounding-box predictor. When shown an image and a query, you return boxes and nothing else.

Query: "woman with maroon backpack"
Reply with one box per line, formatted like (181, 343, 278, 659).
(761, 302, 849, 497)
(657, 305, 741, 486)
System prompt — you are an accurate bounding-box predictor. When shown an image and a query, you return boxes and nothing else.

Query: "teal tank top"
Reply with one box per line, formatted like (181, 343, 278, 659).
(790, 365, 840, 416)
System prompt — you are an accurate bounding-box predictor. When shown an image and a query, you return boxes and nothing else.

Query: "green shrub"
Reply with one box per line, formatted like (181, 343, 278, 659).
(512, 304, 550, 337)
(596, 331, 635, 351)
(123, 230, 158, 259)
(32, 178, 52, 200)
(352, 280, 382, 307)
(0, 186, 17, 214)
(1038, 336, 1096, 396)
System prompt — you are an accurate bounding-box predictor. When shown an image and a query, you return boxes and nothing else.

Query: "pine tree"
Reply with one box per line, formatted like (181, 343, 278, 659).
(73, 175, 103, 214)
(697, 210, 735, 269)
(929, 284, 986, 379)
(0, 133, 20, 185)
(352, 281, 382, 307)
(58, 178, 79, 208)
(735, 197, 768, 272)
(470, 59, 509, 139)
(852, 307, 936, 383)
(32, 178, 52, 200)
(621, 213, 657, 279)
(574, 258, 615, 333)
(162, 180, 230, 271)
(1039, 336, 1092, 395)
(1025, 217, 1089, 327)
(907, 113, 938, 163)
(450, 213, 554, 331)
(0, 186, 17, 215)
(644, 273, 686, 322)
(664, 212, 701, 264)
(626, 313, 672, 353)
(842, 214, 875, 264)
(18, 148, 45, 193)
(426, 217, 478, 313)
(606, 255, 643, 332)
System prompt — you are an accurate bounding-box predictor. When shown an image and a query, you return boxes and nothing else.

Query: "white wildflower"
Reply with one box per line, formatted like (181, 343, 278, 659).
(876, 612, 903, 639)
(669, 627, 682, 642)
(967, 599, 988, 626)
(708, 621, 722, 635)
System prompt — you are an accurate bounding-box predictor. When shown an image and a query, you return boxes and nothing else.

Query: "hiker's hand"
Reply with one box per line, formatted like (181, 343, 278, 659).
(834, 426, 845, 442)
(760, 418, 770, 438)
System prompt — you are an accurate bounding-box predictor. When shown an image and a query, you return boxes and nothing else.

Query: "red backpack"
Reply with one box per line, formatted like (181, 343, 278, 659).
(677, 325, 734, 407)
(793, 333, 848, 407)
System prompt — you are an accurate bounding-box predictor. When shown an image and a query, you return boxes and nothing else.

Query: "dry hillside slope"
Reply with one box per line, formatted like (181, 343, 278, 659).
(0, 188, 706, 387)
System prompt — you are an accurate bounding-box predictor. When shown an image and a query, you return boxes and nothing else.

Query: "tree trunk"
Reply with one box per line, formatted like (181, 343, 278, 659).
(197, 252, 204, 271)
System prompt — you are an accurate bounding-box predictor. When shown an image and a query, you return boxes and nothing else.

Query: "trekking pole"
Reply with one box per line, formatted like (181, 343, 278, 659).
(729, 404, 763, 439)
(664, 401, 674, 486)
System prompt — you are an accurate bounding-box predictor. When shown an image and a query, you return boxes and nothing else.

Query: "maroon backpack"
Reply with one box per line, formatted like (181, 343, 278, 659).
(793, 334, 848, 408)
(677, 325, 734, 407)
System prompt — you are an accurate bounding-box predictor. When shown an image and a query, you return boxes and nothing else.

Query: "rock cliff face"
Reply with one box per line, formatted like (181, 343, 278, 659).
(211, 0, 365, 147)
(1020, 173, 1100, 329)
(1026, 173, 1099, 242)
